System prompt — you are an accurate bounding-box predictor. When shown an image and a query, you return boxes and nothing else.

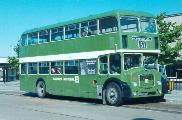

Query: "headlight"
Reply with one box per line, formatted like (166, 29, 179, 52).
(133, 92, 137, 96)
(157, 81, 162, 86)
(132, 82, 138, 87)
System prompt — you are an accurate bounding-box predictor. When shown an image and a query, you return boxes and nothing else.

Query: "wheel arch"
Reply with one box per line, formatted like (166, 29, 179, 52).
(103, 77, 123, 90)
(36, 78, 46, 87)
(103, 77, 132, 98)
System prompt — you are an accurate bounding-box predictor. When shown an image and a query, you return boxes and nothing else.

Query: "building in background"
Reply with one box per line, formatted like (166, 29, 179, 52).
(0, 57, 16, 82)
(164, 13, 182, 79)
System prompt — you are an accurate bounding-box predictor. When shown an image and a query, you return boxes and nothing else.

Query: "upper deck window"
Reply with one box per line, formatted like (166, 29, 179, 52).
(140, 17, 157, 33)
(51, 27, 64, 41)
(65, 24, 79, 39)
(99, 17, 118, 34)
(81, 20, 97, 37)
(120, 17, 139, 32)
(28, 32, 38, 45)
(39, 30, 50, 43)
(21, 34, 27, 46)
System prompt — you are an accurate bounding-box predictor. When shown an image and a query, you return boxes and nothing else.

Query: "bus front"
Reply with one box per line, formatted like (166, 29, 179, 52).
(119, 14, 162, 99)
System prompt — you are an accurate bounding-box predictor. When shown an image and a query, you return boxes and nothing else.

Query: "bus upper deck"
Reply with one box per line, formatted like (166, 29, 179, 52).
(19, 10, 159, 58)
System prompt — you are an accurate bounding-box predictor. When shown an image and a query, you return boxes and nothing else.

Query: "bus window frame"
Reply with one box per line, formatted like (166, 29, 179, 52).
(141, 19, 158, 34)
(143, 53, 158, 70)
(21, 16, 119, 47)
(109, 53, 121, 75)
(28, 62, 38, 75)
(50, 61, 64, 75)
(98, 53, 121, 75)
(38, 30, 50, 44)
(50, 27, 64, 42)
(98, 55, 109, 75)
(20, 63, 28, 75)
(65, 23, 80, 40)
(120, 16, 140, 33)
(140, 17, 158, 34)
(21, 34, 28, 47)
(81, 19, 98, 37)
(123, 53, 142, 71)
(27, 32, 39, 45)
(99, 16, 118, 34)
(38, 62, 50, 75)
(64, 60, 79, 75)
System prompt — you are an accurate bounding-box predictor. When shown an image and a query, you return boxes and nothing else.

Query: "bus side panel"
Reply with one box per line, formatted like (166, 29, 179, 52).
(79, 75, 98, 99)
(19, 33, 120, 58)
(45, 75, 80, 97)
(20, 75, 37, 93)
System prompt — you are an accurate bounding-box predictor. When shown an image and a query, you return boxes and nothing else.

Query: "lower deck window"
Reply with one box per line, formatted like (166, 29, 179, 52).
(39, 62, 49, 74)
(99, 56, 108, 74)
(51, 62, 63, 74)
(110, 54, 121, 74)
(124, 54, 141, 70)
(21, 63, 27, 74)
(28, 63, 37, 74)
(64, 60, 79, 74)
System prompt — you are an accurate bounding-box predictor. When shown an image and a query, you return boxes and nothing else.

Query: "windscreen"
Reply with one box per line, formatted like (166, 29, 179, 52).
(124, 54, 141, 70)
(143, 54, 158, 69)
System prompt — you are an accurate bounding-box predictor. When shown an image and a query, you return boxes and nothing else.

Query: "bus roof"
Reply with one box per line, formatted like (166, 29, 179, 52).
(23, 9, 154, 34)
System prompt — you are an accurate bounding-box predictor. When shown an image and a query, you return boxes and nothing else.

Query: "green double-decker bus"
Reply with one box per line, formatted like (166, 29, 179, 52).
(19, 10, 162, 106)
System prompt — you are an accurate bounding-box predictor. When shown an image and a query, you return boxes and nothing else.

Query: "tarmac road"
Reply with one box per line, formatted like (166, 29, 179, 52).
(0, 91, 182, 120)
(0, 81, 182, 120)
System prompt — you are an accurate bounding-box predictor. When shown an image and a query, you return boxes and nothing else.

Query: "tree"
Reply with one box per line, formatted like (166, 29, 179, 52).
(157, 13, 182, 65)
(13, 42, 20, 58)
(7, 56, 19, 70)
(8, 41, 20, 79)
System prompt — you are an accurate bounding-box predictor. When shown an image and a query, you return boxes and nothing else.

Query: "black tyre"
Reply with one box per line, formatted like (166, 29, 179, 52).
(36, 81, 46, 98)
(105, 82, 123, 106)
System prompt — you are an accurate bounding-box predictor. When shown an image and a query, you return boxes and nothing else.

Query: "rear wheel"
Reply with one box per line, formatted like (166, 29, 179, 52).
(36, 81, 46, 98)
(105, 82, 123, 106)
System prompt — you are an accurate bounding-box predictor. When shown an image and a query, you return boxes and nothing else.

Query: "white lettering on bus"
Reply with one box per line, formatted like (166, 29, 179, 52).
(63, 78, 75, 81)
(52, 76, 79, 83)
(53, 77, 63, 81)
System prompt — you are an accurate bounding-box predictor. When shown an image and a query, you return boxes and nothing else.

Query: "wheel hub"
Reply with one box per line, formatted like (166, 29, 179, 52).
(108, 88, 117, 102)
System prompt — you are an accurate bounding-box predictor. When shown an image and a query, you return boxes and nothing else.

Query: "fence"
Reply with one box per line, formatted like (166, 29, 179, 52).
(168, 78, 182, 91)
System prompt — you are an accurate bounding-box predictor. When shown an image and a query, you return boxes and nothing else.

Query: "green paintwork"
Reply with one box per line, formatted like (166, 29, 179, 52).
(20, 65, 162, 99)
(20, 10, 162, 100)
(19, 33, 119, 57)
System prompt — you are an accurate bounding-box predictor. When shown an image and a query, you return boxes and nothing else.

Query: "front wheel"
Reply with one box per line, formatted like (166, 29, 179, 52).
(36, 81, 46, 98)
(105, 82, 123, 106)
